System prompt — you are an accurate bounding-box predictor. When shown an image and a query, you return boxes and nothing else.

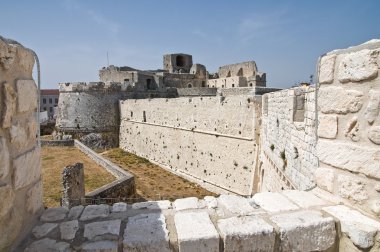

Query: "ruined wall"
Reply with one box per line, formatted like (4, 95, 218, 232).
(259, 87, 318, 192)
(163, 53, 193, 73)
(0, 37, 43, 251)
(119, 96, 261, 195)
(218, 61, 257, 78)
(315, 40, 380, 218)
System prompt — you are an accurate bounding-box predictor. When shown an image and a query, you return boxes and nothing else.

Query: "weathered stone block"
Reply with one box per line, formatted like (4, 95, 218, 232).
(82, 240, 118, 252)
(123, 213, 171, 252)
(365, 90, 380, 124)
(0, 137, 10, 180)
(218, 195, 255, 215)
(0, 184, 14, 218)
(24, 238, 70, 252)
(60, 220, 79, 240)
(16, 79, 38, 112)
(204, 196, 217, 209)
(337, 174, 368, 203)
(68, 205, 84, 220)
(173, 197, 199, 211)
(344, 116, 360, 142)
(112, 202, 127, 212)
(217, 215, 275, 252)
(40, 207, 68, 222)
(338, 49, 379, 83)
(251, 192, 299, 213)
(282, 190, 328, 208)
(13, 148, 41, 189)
(61, 163, 85, 208)
(319, 87, 363, 114)
(10, 120, 29, 153)
(32, 223, 58, 239)
(175, 212, 219, 252)
(84, 219, 121, 241)
(323, 205, 380, 249)
(317, 140, 380, 179)
(319, 54, 336, 84)
(314, 167, 335, 193)
(1, 82, 16, 128)
(318, 115, 338, 139)
(26, 181, 43, 214)
(132, 200, 171, 210)
(368, 126, 380, 144)
(270, 210, 336, 251)
(80, 204, 110, 221)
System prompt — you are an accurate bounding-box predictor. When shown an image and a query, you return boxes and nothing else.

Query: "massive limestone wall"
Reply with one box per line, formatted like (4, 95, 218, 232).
(315, 40, 380, 218)
(259, 87, 318, 192)
(119, 95, 261, 195)
(0, 37, 43, 251)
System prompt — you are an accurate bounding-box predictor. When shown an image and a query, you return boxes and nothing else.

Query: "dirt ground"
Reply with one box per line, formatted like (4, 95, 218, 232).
(41, 146, 115, 207)
(102, 148, 217, 201)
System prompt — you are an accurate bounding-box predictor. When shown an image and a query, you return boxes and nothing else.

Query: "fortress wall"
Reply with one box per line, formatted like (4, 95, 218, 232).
(259, 87, 318, 191)
(0, 38, 43, 251)
(315, 40, 380, 218)
(218, 61, 257, 78)
(119, 95, 261, 195)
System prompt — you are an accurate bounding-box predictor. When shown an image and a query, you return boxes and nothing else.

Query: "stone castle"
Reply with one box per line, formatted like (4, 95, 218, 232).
(1, 35, 380, 251)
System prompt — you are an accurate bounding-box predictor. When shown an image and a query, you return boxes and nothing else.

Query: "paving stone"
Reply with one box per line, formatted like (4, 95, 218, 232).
(323, 205, 380, 249)
(24, 238, 70, 252)
(173, 197, 199, 211)
(84, 219, 121, 241)
(40, 207, 68, 222)
(82, 240, 119, 252)
(60, 220, 79, 240)
(32, 223, 58, 239)
(80, 204, 110, 221)
(217, 215, 275, 252)
(218, 195, 254, 215)
(68, 205, 84, 220)
(282, 190, 328, 208)
(251, 192, 299, 213)
(204, 196, 217, 209)
(123, 213, 171, 252)
(175, 212, 219, 252)
(112, 202, 127, 212)
(131, 200, 171, 210)
(270, 210, 336, 251)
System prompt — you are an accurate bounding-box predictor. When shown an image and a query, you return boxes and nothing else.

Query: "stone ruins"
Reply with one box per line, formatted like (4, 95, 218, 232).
(1, 34, 380, 251)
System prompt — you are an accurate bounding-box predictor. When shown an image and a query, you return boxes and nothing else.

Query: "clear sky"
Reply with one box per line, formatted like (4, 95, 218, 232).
(1, 0, 379, 89)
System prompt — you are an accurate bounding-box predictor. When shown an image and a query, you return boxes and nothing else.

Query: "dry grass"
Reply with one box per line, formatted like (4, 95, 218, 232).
(102, 148, 217, 201)
(41, 146, 115, 207)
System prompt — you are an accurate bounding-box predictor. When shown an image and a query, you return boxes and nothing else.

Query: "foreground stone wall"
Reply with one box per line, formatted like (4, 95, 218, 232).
(0, 37, 43, 251)
(119, 95, 261, 195)
(259, 87, 318, 191)
(315, 40, 380, 218)
(20, 190, 380, 251)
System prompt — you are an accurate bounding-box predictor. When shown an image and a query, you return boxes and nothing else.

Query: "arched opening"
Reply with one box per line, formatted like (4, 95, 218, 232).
(201, 81, 206, 87)
(232, 84, 235, 87)
(176, 55, 185, 67)
(226, 71, 231, 77)
(146, 79, 151, 90)
(187, 83, 192, 88)
(237, 68, 243, 76)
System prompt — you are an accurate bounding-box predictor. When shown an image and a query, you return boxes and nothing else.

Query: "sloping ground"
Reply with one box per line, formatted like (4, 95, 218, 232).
(42, 146, 116, 207)
(102, 148, 217, 201)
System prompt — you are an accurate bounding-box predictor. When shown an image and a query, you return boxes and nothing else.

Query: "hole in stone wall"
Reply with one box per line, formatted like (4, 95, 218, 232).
(237, 68, 243, 76)
(202, 81, 206, 87)
(187, 83, 192, 88)
(130, 111, 133, 117)
(294, 147, 299, 159)
(176, 55, 185, 67)
(143, 111, 146, 122)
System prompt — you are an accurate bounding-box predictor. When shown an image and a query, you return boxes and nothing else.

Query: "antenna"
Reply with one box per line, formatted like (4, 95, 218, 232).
(107, 52, 109, 67)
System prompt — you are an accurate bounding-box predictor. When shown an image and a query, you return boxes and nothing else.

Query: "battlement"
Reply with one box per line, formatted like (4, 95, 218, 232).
(58, 82, 128, 92)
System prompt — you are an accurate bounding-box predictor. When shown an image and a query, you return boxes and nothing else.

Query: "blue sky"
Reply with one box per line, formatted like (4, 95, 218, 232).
(1, 0, 379, 89)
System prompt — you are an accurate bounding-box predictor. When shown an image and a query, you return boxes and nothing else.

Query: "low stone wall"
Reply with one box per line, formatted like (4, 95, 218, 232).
(86, 176, 135, 199)
(40, 140, 74, 147)
(20, 190, 380, 251)
(177, 87, 217, 96)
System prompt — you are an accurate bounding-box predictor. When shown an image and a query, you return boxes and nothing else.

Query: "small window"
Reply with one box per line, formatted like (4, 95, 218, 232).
(222, 85, 224, 88)
(143, 111, 146, 122)
(249, 83, 253, 87)
(201, 81, 206, 87)
(49, 107, 53, 113)
(147, 79, 151, 90)
(43, 107, 47, 111)
(124, 78, 130, 82)
(43, 98, 46, 104)
(232, 84, 235, 87)
(55, 98, 58, 104)
(49, 98, 52, 104)
(187, 83, 192, 88)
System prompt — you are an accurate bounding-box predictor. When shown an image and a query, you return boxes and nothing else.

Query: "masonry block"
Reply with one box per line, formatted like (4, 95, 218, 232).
(16, 79, 38, 113)
(318, 87, 363, 114)
(13, 148, 40, 189)
(319, 54, 336, 84)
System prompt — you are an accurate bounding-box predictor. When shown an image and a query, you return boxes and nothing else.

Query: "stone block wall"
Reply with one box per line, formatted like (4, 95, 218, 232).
(315, 40, 380, 218)
(119, 95, 261, 195)
(259, 87, 318, 191)
(0, 37, 43, 251)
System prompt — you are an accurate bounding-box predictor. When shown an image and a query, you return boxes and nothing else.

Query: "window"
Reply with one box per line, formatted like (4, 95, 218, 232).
(124, 78, 129, 82)
(147, 79, 151, 90)
(201, 81, 206, 87)
(232, 84, 235, 87)
(43, 107, 47, 111)
(249, 83, 253, 87)
(49, 98, 52, 104)
(226, 71, 231, 77)
(237, 68, 243, 76)
(55, 98, 58, 104)
(49, 107, 53, 113)
(143, 111, 146, 122)
(176, 55, 185, 67)
(187, 83, 192, 88)
(43, 98, 46, 104)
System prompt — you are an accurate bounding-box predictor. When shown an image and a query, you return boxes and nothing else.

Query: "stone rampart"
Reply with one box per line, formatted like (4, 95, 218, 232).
(176, 87, 217, 96)
(0, 37, 43, 251)
(119, 95, 261, 195)
(315, 39, 380, 218)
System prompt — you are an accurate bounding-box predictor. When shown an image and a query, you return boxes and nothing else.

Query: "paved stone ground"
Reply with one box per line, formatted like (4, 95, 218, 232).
(20, 190, 380, 252)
